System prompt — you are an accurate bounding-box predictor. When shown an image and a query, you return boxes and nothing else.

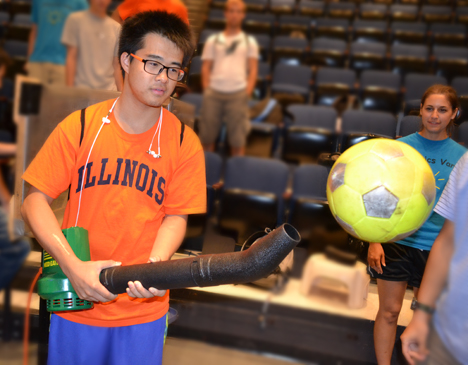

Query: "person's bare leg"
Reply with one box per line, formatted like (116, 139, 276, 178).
(374, 279, 408, 365)
(203, 143, 215, 152)
(230, 146, 244, 156)
(413, 287, 419, 299)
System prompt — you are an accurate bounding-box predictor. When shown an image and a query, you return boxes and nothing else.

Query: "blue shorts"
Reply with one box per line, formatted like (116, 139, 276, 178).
(48, 313, 168, 365)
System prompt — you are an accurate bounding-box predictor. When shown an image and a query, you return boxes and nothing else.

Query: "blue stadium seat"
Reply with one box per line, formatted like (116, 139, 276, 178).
(272, 36, 308, 66)
(270, 0, 295, 15)
(430, 23, 467, 46)
(271, 63, 312, 104)
(359, 3, 387, 20)
(349, 41, 387, 73)
(277, 14, 312, 38)
(452, 76, 468, 96)
(245, 0, 268, 13)
(404, 73, 447, 104)
(359, 70, 401, 114)
(310, 37, 347, 68)
(421, 5, 452, 23)
(288, 164, 348, 253)
(299, 0, 325, 17)
(314, 18, 349, 41)
(390, 21, 427, 45)
(283, 105, 337, 163)
(187, 56, 202, 93)
(244, 13, 275, 35)
(205, 9, 225, 30)
(389, 4, 418, 22)
(327, 2, 356, 20)
(398, 115, 420, 138)
(391, 44, 430, 75)
(314, 67, 356, 108)
(339, 110, 397, 152)
(433, 45, 468, 83)
(353, 19, 388, 43)
(218, 156, 289, 243)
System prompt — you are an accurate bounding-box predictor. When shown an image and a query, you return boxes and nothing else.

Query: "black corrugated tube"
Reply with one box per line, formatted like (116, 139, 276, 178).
(99, 224, 301, 294)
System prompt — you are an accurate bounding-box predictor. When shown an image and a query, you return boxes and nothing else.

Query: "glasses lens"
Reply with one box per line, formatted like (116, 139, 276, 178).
(145, 61, 164, 75)
(174, 69, 185, 81)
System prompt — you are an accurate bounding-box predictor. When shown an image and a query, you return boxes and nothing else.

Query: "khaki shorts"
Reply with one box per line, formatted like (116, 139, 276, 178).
(199, 88, 250, 148)
(28, 62, 65, 86)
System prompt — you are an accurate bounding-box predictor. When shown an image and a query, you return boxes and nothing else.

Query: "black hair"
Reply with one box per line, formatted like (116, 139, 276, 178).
(118, 11, 195, 74)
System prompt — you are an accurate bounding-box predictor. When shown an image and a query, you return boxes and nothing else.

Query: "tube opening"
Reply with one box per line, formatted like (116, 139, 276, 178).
(283, 223, 301, 242)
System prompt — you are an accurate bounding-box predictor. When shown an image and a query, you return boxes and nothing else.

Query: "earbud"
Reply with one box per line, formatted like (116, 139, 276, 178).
(147, 150, 161, 158)
(102, 116, 111, 124)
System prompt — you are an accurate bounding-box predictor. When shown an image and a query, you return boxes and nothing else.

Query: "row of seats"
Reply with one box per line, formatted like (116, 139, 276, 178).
(0, 0, 31, 19)
(196, 33, 468, 81)
(187, 128, 468, 250)
(205, 14, 468, 44)
(187, 54, 468, 111)
(179, 91, 468, 161)
(0, 12, 32, 42)
(209, 1, 468, 23)
(188, 153, 348, 252)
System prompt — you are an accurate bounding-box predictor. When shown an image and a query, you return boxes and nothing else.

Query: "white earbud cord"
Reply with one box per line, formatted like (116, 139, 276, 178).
(75, 98, 119, 227)
(147, 107, 163, 158)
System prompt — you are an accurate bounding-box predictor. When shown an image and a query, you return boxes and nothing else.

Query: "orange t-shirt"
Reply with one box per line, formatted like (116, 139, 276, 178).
(118, 0, 190, 24)
(22, 99, 206, 327)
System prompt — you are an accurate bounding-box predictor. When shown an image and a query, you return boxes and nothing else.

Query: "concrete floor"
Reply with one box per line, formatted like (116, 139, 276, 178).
(0, 338, 307, 365)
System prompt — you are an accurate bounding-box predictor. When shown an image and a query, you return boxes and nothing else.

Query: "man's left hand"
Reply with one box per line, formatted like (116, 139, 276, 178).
(126, 256, 167, 298)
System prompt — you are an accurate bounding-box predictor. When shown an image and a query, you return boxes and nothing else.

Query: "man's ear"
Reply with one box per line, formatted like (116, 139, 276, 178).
(120, 52, 131, 74)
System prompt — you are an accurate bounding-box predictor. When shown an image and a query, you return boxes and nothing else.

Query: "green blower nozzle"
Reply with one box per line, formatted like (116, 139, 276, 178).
(37, 227, 93, 312)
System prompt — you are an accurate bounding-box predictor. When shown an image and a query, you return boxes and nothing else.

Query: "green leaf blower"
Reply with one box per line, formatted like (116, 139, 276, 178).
(37, 227, 93, 312)
(38, 224, 301, 312)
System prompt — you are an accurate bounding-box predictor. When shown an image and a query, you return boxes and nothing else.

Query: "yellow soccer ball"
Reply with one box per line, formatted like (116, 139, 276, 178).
(326, 139, 436, 243)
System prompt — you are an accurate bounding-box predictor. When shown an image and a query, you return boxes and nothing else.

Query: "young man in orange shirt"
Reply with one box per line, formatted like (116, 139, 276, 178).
(21, 11, 205, 364)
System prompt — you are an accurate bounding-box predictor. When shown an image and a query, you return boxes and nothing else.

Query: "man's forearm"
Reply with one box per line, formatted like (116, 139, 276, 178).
(150, 214, 187, 261)
(21, 187, 80, 271)
(0, 143, 16, 156)
(22, 187, 121, 303)
(65, 47, 77, 87)
(27, 24, 37, 59)
(246, 58, 258, 96)
(417, 220, 454, 313)
(201, 60, 212, 91)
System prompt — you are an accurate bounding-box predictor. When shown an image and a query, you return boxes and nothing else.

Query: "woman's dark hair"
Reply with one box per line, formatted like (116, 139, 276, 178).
(119, 11, 195, 72)
(420, 84, 460, 137)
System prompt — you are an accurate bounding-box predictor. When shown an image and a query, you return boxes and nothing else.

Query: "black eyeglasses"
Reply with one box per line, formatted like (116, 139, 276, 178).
(130, 53, 185, 81)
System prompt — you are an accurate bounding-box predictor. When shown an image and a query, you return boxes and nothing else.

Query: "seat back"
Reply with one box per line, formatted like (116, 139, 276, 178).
(404, 73, 447, 102)
(283, 106, 337, 163)
(289, 164, 348, 252)
(340, 110, 396, 151)
(390, 21, 427, 44)
(360, 70, 401, 113)
(398, 115, 420, 137)
(451, 77, 468, 96)
(315, 67, 356, 107)
(219, 156, 289, 242)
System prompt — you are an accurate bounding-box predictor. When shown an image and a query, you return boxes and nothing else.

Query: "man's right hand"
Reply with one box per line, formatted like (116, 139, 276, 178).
(368, 242, 386, 274)
(401, 313, 430, 365)
(64, 260, 121, 303)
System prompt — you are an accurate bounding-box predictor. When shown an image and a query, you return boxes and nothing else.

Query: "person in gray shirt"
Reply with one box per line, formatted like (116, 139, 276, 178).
(62, 0, 120, 90)
(401, 152, 468, 365)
